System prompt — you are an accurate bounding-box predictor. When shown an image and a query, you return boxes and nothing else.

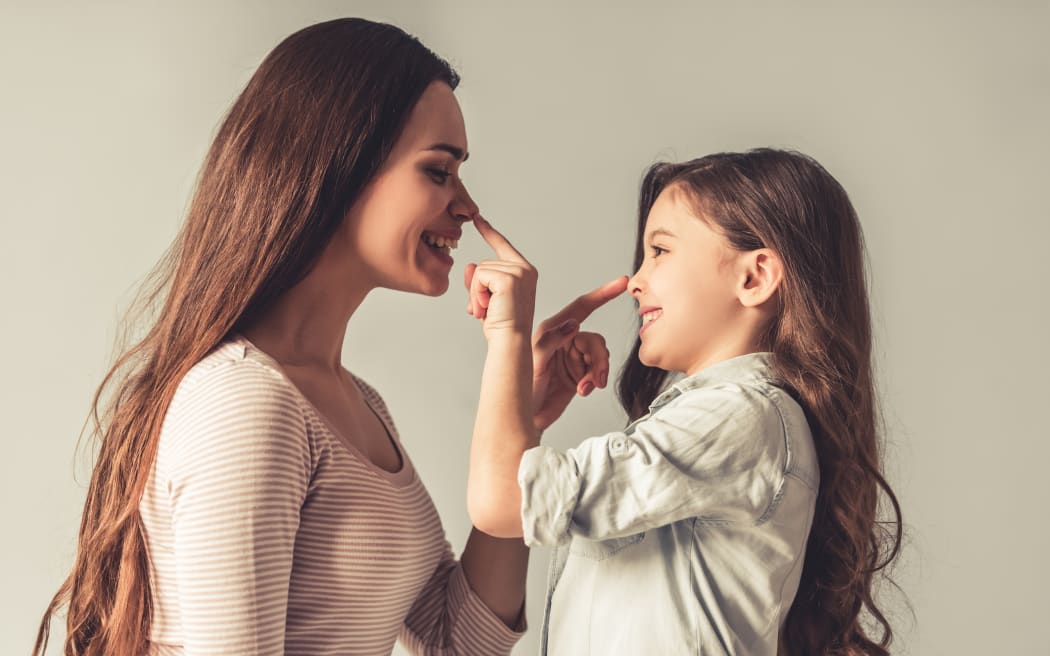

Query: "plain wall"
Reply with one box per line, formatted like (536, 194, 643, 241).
(3, 2, 1048, 654)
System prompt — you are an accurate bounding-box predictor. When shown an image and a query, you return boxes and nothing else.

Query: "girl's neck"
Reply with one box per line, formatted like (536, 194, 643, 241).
(684, 336, 765, 377)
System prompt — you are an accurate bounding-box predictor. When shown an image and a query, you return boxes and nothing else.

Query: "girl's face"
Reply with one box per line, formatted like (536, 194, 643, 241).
(628, 187, 747, 376)
(336, 81, 477, 296)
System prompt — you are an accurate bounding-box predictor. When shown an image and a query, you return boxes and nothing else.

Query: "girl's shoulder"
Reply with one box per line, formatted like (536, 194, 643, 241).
(664, 359, 818, 488)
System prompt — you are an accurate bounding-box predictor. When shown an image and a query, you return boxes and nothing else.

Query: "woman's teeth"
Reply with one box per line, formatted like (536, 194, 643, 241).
(421, 233, 459, 251)
(642, 309, 663, 324)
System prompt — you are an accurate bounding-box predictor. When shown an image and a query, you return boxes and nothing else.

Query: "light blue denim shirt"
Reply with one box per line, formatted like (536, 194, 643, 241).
(518, 353, 819, 655)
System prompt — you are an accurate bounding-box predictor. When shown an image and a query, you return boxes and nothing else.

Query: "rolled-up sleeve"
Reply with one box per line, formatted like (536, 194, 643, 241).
(519, 382, 787, 547)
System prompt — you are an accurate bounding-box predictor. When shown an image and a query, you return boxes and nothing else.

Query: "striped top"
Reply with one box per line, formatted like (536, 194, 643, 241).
(139, 336, 523, 655)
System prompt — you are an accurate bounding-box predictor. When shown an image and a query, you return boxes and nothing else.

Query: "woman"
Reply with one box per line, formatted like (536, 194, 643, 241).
(35, 18, 618, 655)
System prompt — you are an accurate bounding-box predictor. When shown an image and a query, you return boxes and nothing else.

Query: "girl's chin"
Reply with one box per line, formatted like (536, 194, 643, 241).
(637, 347, 658, 368)
(637, 348, 677, 373)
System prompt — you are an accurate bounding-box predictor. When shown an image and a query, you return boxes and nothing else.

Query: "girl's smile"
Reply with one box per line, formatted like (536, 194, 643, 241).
(638, 306, 663, 336)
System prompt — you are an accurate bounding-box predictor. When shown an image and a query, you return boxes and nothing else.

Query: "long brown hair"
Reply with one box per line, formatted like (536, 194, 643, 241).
(618, 149, 903, 655)
(35, 18, 458, 656)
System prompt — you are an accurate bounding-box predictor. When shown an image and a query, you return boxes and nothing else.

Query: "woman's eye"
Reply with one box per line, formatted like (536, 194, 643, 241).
(650, 245, 667, 257)
(426, 168, 452, 184)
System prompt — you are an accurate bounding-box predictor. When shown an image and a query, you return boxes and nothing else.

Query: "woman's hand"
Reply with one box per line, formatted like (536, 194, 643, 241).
(464, 216, 627, 431)
(464, 216, 537, 340)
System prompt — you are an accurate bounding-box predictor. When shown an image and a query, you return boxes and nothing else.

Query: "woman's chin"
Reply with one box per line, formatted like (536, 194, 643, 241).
(417, 275, 450, 297)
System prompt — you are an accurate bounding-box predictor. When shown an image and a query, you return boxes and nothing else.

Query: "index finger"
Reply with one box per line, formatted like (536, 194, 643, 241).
(543, 275, 629, 328)
(473, 216, 529, 264)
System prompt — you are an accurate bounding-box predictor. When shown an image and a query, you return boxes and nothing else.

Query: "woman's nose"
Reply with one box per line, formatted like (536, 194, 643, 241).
(449, 177, 479, 222)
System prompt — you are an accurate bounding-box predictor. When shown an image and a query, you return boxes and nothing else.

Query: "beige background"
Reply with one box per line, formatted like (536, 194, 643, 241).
(3, 2, 1048, 654)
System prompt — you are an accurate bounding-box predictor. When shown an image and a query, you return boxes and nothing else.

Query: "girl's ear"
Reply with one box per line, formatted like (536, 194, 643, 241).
(737, 248, 783, 308)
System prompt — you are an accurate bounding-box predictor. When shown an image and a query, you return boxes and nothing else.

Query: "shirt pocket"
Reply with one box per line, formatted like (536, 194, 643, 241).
(567, 531, 645, 561)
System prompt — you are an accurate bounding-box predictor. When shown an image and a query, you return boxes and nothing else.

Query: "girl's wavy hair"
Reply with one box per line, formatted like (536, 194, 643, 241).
(617, 149, 903, 655)
(35, 18, 458, 656)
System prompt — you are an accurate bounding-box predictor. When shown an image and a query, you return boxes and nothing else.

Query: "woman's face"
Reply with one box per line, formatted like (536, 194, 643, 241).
(337, 81, 477, 296)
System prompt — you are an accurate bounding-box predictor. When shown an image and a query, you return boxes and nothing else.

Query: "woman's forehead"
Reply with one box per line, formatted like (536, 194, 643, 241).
(397, 82, 468, 156)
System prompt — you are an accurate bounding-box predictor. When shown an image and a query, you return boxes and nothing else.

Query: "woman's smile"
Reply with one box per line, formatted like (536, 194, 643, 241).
(420, 229, 461, 267)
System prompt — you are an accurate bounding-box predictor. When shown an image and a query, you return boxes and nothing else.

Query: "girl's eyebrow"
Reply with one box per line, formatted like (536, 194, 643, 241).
(423, 143, 469, 162)
(646, 227, 677, 240)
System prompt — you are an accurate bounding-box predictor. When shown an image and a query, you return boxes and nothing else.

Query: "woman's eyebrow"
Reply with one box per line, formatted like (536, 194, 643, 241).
(423, 143, 469, 162)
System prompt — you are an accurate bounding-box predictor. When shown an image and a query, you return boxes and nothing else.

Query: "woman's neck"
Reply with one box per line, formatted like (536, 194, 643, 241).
(242, 257, 372, 372)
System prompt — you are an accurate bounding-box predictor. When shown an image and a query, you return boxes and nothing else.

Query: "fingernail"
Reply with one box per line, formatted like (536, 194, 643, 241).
(559, 319, 579, 334)
(582, 382, 595, 395)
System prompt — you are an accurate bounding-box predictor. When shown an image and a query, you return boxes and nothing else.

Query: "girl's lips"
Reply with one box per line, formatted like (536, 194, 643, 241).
(639, 308, 662, 336)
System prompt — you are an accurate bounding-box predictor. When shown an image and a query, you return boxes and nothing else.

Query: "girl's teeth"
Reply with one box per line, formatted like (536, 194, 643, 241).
(642, 310, 663, 324)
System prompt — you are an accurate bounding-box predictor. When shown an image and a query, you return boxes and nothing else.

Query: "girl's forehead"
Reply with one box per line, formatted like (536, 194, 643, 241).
(646, 189, 697, 233)
(645, 190, 727, 245)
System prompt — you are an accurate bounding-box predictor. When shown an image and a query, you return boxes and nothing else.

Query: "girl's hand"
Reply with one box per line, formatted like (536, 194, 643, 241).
(529, 277, 628, 431)
(464, 216, 537, 340)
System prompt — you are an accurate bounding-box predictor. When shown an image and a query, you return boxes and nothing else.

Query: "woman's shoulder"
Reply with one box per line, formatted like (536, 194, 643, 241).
(165, 338, 309, 436)
(156, 338, 315, 494)
(178, 338, 293, 392)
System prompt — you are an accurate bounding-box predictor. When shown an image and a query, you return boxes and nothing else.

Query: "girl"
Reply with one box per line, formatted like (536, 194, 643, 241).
(466, 149, 903, 655)
(34, 18, 617, 656)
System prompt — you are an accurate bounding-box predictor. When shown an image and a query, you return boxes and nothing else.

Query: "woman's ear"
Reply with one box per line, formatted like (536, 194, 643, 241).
(736, 248, 783, 308)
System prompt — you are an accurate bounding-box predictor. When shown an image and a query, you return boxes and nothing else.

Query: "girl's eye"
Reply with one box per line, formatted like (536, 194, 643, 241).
(426, 168, 452, 185)
(650, 245, 667, 257)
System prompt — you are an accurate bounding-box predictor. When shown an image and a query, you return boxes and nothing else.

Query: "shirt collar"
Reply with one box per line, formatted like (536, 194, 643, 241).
(649, 352, 776, 408)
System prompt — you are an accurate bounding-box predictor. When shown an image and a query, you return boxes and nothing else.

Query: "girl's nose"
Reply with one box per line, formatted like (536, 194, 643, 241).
(628, 269, 645, 297)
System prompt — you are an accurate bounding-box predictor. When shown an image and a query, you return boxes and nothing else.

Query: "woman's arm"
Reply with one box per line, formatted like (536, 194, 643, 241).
(463, 217, 537, 537)
(460, 529, 529, 626)
(399, 536, 526, 654)
(464, 217, 627, 539)
(162, 360, 311, 654)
